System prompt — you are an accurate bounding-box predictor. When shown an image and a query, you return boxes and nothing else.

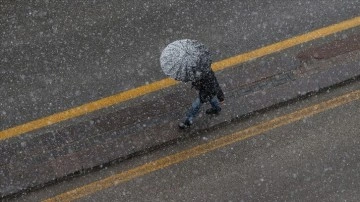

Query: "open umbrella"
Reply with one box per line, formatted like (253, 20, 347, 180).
(160, 39, 211, 82)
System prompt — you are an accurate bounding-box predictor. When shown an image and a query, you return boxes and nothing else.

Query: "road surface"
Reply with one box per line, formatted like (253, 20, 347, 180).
(1, 0, 359, 129)
(2, 0, 360, 201)
(16, 68, 360, 202)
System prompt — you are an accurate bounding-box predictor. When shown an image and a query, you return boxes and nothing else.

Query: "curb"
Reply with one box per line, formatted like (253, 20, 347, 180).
(1, 38, 360, 199)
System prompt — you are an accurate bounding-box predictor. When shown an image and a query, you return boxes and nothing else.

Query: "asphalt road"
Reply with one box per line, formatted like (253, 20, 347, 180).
(1, 0, 360, 129)
(15, 68, 360, 202)
(2, 0, 360, 201)
(86, 86, 360, 202)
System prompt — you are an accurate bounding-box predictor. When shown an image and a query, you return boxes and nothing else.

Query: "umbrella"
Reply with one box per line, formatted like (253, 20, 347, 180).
(160, 39, 211, 82)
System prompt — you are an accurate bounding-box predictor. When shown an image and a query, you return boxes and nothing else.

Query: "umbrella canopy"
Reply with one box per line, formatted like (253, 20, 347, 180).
(160, 39, 211, 82)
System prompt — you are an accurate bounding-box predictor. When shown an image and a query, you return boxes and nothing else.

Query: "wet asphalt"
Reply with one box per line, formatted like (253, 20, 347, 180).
(2, 0, 360, 201)
(15, 69, 360, 202)
(1, 0, 360, 129)
(81, 78, 360, 202)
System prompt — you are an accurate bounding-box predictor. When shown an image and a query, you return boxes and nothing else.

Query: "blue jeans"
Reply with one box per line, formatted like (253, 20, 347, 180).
(185, 96, 221, 122)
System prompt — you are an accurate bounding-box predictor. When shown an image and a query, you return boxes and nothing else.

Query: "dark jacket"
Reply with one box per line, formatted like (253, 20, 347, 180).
(192, 70, 225, 103)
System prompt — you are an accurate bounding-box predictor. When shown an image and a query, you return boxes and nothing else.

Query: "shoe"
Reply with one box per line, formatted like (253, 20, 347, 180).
(179, 119, 192, 129)
(206, 108, 221, 115)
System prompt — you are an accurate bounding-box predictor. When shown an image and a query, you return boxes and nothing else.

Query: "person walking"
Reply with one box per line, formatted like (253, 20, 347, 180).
(178, 69, 224, 129)
(160, 39, 224, 129)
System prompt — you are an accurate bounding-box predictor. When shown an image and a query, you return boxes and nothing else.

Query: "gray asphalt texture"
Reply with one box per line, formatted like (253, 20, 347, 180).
(1, 0, 360, 129)
(84, 82, 360, 202)
(1, 0, 360, 200)
(16, 73, 360, 202)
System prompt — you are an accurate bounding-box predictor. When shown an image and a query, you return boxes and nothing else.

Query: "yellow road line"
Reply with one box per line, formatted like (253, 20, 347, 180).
(212, 16, 360, 71)
(1, 16, 360, 141)
(44, 89, 360, 202)
(0, 78, 177, 140)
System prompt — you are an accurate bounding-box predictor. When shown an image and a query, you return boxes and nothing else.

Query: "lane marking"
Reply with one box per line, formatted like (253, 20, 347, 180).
(44, 89, 360, 202)
(0, 78, 177, 140)
(1, 16, 360, 141)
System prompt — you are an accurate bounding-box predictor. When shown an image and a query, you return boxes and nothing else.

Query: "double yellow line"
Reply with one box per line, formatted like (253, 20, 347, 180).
(1, 16, 360, 141)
